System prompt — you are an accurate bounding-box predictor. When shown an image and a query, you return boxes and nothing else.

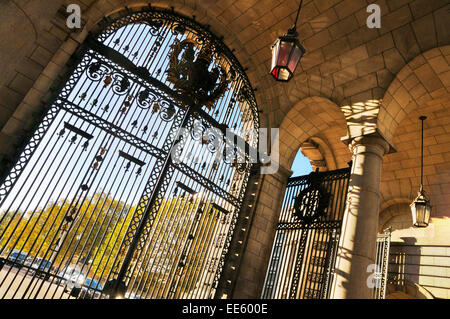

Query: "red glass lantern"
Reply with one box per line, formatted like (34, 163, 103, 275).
(270, 0, 306, 82)
(270, 29, 305, 82)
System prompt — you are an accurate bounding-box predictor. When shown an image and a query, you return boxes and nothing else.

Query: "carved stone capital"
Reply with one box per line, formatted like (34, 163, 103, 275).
(341, 128, 396, 157)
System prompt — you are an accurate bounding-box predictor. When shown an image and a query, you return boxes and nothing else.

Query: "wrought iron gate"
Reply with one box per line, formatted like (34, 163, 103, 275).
(373, 228, 391, 299)
(261, 168, 350, 299)
(0, 8, 259, 299)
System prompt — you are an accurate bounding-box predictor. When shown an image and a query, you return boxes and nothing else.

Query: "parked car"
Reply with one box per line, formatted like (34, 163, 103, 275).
(6, 249, 27, 268)
(66, 274, 102, 299)
(31, 258, 52, 280)
(65, 271, 86, 297)
(79, 278, 103, 299)
(57, 266, 84, 286)
(24, 256, 34, 268)
(124, 291, 143, 299)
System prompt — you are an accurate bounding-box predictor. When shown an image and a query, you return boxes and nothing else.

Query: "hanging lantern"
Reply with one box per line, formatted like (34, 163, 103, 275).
(270, 29, 305, 82)
(270, 0, 306, 82)
(411, 116, 432, 227)
(410, 187, 432, 227)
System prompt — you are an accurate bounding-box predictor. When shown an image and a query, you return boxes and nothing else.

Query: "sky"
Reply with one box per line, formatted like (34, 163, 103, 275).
(290, 149, 313, 177)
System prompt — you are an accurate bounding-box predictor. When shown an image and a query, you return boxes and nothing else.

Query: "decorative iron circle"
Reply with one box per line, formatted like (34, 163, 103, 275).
(293, 179, 330, 223)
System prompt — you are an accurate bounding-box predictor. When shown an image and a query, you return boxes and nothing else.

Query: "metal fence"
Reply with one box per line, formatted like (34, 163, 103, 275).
(0, 8, 258, 299)
(261, 168, 350, 299)
(373, 228, 391, 299)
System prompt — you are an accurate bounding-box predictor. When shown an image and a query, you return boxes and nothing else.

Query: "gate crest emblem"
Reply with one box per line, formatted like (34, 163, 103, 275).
(293, 171, 331, 223)
(166, 38, 230, 110)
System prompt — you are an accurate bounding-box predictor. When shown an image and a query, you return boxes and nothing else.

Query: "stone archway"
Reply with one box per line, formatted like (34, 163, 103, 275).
(0, 0, 271, 170)
(275, 96, 350, 170)
(378, 46, 450, 143)
(378, 201, 411, 232)
(0, 7, 261, 299)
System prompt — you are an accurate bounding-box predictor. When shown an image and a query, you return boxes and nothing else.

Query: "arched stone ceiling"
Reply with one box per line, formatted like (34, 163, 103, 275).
(378, 202, 411, 231)
(380, 97, 450, 218)
(83, 0, 449, 131)
(379, 45, 450, 143)
(313, 128, 352, 169)
(274, 96, 348, 169)
(0, 0, 448, 168)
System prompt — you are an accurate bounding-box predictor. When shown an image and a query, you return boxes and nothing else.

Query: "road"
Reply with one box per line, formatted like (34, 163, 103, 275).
(0, 264, 72, 299)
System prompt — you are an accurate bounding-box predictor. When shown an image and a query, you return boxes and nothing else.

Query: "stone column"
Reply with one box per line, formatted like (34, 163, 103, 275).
(232, 164, 292, 298)
(331, 134, 391, 299)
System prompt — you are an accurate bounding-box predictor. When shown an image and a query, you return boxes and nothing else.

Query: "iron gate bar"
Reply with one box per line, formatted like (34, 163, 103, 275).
(212, 203, 229, 215)
(5, 50, 89, 298)
(95, 8, 260, 132)
(50, 117, 169, 300)
(23, 79, 162, 299)
(12, 131, 111, 299)
(56, 98, 241, 206)
(277, 221, 342, 230)
(56, 98, 165, 159)
(0, 8, 259, 300)
(174, 161, 239, 206)
(277, 177, 304, 299)
(106, 102, 189, 297)
(118, 151, 147, 167)
(261, 167, 350, 299)
(59, 33, 178, 298)
(84, 42, 259, 161)
(214, 163, 260, 299)
(111, 159, 169, 298)
(373, 228, 391, 299)
(288, 229, 309, 299)
(63, 122, 95, 140)
(321, 229, 338, 298)
(47, 152, 143, 299)
(126, 119, 236, 298)
(303, 174, 339, 298)
(0, 43, 103, 297)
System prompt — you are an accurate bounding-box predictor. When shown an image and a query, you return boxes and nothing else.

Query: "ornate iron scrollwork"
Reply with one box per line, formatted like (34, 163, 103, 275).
(166, 39, 230, 110)
(0, 7, 259, 301)
(87, 60, 109, 80)
(111, 73, 131, 95)
(293, 172, 331, 223)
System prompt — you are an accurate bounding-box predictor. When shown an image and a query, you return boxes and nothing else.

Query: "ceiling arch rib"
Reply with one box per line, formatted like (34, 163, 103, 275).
(300, 136, 338, 172)
(80, 1, 450, 133)
(275, 96, 349, 170)
(378, 45, 450, 142)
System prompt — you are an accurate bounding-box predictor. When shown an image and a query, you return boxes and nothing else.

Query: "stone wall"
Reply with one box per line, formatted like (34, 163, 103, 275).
(388, 242, 450, 299)
(232, 165, 292, 298)
(383, 214, 450, 299)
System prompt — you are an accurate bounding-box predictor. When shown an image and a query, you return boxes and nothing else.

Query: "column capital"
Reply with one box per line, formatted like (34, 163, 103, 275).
(341, 129, 396, 156)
